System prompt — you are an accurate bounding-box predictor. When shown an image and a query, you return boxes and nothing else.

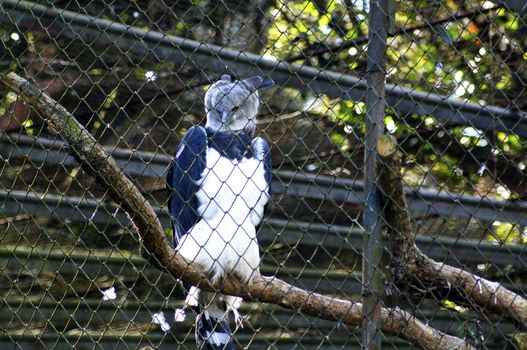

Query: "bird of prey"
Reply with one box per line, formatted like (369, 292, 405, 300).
(167, 74, 274, 349)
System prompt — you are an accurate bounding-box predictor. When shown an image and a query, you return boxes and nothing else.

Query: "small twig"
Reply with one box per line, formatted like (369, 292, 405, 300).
(256, 110, 303, 124)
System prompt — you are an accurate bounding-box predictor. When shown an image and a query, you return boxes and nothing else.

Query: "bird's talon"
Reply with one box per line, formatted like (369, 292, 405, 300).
(231, 309, 245, 328)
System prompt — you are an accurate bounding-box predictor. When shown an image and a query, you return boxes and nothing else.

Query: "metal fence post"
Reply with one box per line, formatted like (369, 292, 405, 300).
(362, 0, 389, 349)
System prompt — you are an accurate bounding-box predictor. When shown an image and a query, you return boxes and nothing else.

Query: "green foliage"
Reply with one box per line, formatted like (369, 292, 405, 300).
(332, 100, 364, 125)
(267, 1, 367, 61)
(164, 226, 173, 241)
(487, 222, 525, 244)
(329, 131, 351, 153)
(443, 299, 469, 313)
(265, 1, 527, 202)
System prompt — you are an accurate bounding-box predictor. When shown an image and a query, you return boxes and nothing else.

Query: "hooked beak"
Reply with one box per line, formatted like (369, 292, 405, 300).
(221, 111, 233, 124)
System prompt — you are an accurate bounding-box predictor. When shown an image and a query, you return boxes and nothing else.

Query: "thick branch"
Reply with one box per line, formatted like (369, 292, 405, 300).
(1, 72, 473, 350)
(377, 134, 527, 327)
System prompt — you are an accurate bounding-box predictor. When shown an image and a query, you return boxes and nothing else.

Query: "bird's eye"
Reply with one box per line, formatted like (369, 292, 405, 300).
(231, 106, 240, 112)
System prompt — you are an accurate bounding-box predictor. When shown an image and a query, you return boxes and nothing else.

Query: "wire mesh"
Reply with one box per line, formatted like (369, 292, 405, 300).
(0, 0, 526, 349)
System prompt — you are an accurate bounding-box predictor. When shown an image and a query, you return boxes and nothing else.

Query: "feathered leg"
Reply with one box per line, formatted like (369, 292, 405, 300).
(195, 291, 234, 350)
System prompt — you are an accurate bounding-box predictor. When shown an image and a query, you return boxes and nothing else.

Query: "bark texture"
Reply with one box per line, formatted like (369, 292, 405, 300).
(377, 134, 527, 327)
(2, 72, 474, 350)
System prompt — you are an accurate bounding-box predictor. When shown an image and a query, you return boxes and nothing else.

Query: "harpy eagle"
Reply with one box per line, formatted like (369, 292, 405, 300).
(167, 74, 274, 349)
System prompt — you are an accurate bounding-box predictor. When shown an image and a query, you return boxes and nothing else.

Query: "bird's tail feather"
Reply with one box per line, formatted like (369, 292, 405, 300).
(195, 310, 234, 350)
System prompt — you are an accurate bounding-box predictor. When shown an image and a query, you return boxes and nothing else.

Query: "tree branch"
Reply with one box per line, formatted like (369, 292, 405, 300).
(377, 134, 527, 327)
(1, 72, 473, 350)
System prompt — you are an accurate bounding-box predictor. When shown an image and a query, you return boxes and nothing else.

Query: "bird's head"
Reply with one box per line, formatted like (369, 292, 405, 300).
(204, 75, 274, 134)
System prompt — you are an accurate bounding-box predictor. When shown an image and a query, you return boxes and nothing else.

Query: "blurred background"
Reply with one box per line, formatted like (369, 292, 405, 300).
(0, 0, 526, 348)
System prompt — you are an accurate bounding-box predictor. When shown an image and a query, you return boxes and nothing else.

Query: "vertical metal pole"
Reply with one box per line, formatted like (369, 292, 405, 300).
(362, 0, 388, 349)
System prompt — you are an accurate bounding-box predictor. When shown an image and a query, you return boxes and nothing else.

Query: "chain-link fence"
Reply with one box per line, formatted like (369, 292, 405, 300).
(0, 0, 526, 349)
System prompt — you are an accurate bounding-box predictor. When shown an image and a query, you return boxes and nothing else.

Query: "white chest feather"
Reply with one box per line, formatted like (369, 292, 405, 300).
(197, 147, 269, 227)
(176, 147, 268, 282)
